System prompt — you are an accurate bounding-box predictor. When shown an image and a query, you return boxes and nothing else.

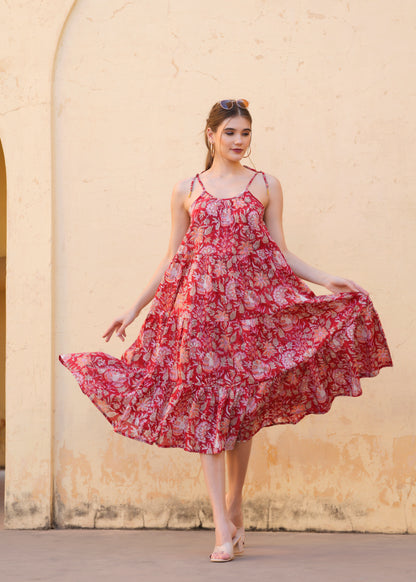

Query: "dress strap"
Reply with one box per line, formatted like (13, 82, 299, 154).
(243, 165, 269, 197)
(193, 167, 269, 197)
(245, 169, 260, 190)
(188, 174, 198, 198)
(196, 173, 206, 191)
(259, 170, 269, 197)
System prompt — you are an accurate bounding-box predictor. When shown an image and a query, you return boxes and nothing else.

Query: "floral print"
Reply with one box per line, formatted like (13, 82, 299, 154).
(59, 168, 393, 454)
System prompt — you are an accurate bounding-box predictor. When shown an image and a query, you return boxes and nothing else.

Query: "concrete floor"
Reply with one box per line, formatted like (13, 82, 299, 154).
(0, 470, 415, 582)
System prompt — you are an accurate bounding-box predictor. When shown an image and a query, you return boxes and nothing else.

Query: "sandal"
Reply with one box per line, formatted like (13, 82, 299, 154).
(232, 527, 246, 555)
(210, 541, 234, 562)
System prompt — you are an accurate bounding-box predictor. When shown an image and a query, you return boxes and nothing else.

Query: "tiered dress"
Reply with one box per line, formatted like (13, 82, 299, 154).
(59, 166, 393, 454)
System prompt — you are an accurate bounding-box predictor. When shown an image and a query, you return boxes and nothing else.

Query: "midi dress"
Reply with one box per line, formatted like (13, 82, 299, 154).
(59, 165, 393, 454)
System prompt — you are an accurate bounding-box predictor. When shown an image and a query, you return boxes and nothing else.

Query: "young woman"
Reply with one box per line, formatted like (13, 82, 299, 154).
(59, 99, 393, 563)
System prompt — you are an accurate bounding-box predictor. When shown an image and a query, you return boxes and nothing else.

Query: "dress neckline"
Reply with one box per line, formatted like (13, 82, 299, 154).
(203, 189, 247, 200)
(189, 189, 265, 215)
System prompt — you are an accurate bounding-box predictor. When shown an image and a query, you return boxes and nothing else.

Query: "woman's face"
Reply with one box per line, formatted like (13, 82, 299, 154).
(208, 115, 252, 161)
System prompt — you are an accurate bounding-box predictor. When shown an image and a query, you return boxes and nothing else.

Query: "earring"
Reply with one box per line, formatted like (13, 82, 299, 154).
(210, 142, 215, 157)
(242, 146, 252, 158)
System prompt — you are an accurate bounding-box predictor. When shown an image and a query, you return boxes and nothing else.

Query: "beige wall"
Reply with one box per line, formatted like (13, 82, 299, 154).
(1, 0, 415, 531)
(0, 140, 5, 467)
(1, 0, 75, 527)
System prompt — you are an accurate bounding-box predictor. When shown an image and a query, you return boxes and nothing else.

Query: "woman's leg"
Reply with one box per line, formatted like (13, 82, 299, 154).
(225, 439, 253, 528)
(200, 451, 237, 546)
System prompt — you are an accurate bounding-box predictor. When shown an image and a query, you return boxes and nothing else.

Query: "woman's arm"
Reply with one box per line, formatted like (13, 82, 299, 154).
(129, 179, 190, 313)
(263, 175, 369, 295)
(102, 179, 191, 342)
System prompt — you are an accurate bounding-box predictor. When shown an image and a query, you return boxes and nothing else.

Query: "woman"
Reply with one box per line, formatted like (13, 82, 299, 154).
(59, 99, 393, 563)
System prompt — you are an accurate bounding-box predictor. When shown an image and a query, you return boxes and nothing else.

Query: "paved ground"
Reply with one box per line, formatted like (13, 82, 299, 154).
(1, 471, 415, 581)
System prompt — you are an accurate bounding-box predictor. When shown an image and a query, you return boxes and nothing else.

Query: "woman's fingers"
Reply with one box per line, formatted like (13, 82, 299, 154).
(348, 280, 370, 296)
(116, 319, 132, 341)
(103, 320, 129, 342)
(102, 320, 121, 342)
(326, 277, 370, 297)
(102, 308, 139, 342)
(103, 330, 116, 342)
(102, 326, 115, 338)
(116, 325, 126, 341)
(355, 283, 370, 296)
(116, 312, 138, 340)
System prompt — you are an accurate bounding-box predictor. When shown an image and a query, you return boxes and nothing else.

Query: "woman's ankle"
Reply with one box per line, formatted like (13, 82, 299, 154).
(228, 513, 244, 529)
(214, 518, 237, 545)
(226, 495, 244, 528)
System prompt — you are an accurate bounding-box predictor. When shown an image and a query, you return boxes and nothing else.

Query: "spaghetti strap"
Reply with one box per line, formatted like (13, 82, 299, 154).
(245, 169, 260, 190)
(188, 175, 198, 198)
(243, 167, 270, 200)
(196, 173, 205, 191)
(259, 170, 269, 197)
(195, 166, 269, 202)
(197, 166, 260, 195)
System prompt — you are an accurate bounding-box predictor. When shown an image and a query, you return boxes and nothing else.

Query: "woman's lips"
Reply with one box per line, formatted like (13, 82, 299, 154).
(232, 149, 243, 152)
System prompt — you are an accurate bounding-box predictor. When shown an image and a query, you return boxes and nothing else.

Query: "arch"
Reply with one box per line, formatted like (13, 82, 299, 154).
(3, 1, 76, 529)
(51, 0, 198, 529)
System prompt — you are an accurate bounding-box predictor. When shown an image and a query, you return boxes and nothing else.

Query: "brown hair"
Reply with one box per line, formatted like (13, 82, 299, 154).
(203, 101, 252, 170)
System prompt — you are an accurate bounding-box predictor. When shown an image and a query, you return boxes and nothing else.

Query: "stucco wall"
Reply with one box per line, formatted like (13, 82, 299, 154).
(1, 1, 75, 527)
(1, 0, 415, 531)
(0, 140, 6, 467)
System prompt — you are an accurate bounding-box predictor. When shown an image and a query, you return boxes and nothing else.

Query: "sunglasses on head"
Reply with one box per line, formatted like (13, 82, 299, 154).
(219, 99, 249, 110)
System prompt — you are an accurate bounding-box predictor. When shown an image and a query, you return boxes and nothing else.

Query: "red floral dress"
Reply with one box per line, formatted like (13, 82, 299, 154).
(59, 166, 393, 454)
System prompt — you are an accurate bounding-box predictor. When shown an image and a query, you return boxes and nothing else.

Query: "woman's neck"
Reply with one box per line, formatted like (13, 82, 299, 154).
(207, 159, 246, 177)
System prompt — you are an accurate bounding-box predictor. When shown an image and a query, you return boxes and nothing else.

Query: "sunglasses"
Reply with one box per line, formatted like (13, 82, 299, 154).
(219, 99, 249, 110)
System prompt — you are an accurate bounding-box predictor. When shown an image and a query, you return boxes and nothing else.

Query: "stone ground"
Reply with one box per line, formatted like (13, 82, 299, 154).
(0, 470, 414, 581)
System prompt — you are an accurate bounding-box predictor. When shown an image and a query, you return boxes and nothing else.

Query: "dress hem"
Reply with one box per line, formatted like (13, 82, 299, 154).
(60, 352, 392, 455)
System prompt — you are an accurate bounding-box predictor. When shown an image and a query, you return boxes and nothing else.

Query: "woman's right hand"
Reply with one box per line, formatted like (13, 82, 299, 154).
(102, 306, 141, 343)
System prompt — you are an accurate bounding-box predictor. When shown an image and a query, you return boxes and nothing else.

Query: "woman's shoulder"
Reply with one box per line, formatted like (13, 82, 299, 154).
(254, 171, 283, 209)
(258, 170, 281, 188)
(174, 175, 195, 191)
(254, 170, 282, 196)
(170, 174, 199, 207)
(172, 173, 200, 197)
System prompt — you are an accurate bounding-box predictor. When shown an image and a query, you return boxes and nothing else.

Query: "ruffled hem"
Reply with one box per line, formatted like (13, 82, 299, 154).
(58, 313, 392, 454)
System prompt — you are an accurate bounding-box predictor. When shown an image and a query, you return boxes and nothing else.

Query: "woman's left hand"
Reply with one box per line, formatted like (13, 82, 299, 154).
(322, 275, 370, 296)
